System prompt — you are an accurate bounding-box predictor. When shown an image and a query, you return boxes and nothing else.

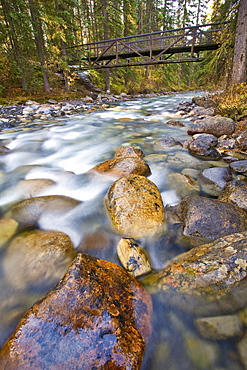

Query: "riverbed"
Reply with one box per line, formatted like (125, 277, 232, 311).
(0, 92, 245, 369)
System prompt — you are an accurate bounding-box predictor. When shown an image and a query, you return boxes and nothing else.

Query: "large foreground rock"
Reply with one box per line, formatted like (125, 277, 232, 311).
(105, 174, 165, 239)
(0, 253, 152, 369)
(144, 232, 247, 315)
(187, 116, 235, 137)
(174, 195, 247, 246)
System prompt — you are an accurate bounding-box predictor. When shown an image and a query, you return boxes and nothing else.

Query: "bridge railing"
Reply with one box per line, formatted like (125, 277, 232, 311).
(68, 22, 226, 69)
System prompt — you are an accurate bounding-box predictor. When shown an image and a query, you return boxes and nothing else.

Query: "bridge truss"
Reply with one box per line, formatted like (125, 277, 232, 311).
(68, 23, 226, 70)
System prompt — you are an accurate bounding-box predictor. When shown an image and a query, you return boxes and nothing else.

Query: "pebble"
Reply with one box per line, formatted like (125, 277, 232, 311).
(117, 238, 152, 277)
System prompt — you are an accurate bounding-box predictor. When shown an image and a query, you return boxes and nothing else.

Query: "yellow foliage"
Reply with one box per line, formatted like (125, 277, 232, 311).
(212, 83, 247, 121)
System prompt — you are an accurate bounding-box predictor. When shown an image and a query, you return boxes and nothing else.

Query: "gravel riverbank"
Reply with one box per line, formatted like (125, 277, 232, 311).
(0, 91, 202, 131)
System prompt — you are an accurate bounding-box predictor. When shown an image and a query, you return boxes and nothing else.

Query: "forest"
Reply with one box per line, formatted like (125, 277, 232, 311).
(0, 0, 246, 104)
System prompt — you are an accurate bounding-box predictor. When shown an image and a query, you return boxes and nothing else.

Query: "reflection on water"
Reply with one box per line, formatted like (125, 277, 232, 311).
(0, 92, 244, 369)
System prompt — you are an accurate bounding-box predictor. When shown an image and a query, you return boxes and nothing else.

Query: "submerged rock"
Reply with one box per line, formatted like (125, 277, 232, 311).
(166, 150, 201, 169)
(194, 314, 243, 340)
(0, 146, 10, 154)
(238, 333, 247, 369)
(117, 238, 152, 277)
(15, 178, 56, 199)
(165, 119, 185, 127)
(187, 116, 235, 137)
(3, 229, 76, 290)
(0, 218, 18, 248)
(174, 195, 247, 246)
(167, 172, 200, 198)
(143, 231, 247, 315)
(105, 174, 165, 239)
(10, 195, 81, 228)
(154, 137, 182, 151)
(0, 253, 152, 369)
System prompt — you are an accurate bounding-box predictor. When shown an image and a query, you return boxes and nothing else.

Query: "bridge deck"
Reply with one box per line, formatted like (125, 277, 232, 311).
(68, 23, 225, 69)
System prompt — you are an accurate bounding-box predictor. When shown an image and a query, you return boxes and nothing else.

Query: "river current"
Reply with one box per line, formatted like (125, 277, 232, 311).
(0, 92, 243, 369)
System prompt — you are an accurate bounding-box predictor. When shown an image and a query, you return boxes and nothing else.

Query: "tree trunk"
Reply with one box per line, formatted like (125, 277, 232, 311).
(28, 0, 50, 92)
(61, 41, 70, 92)
(102, 0, 110, 92)
(55, 0, 70, 92)
(232, 0, 247, 84)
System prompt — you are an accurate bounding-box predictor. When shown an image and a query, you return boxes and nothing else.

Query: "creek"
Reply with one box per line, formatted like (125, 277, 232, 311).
(0, 92, 244, 369)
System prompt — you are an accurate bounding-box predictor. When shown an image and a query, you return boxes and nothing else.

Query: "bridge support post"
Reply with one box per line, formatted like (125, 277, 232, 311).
(105, 68, 110, 93)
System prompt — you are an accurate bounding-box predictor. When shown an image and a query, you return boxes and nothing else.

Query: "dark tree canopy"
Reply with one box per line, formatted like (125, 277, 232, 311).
(0, 0, 244, 95)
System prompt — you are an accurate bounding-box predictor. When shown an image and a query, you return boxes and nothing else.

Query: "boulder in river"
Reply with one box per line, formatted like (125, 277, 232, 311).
(187, 116, 235, 137)
(218, 180, 247, 212)
(229, 160, 247, 174)
(198, 166, 232, 196)
(173, 195, 247, 246)
(89, 157, 151, 178)
(154, 137, 182, 151)
(3, 229, 76, 290)
(0, 253, 152, 369)
(114, 145, 144, 158)
(236, 130, 247, 150)
(143, 231, 247, 315)
(187, 134, 221, 159)
(105, 174, 165, 239)
(117, 238, 152, 277)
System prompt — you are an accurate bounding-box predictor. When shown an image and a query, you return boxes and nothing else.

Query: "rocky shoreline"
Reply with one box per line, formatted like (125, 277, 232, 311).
(0, 90, 207, 131)
(0, 92, 174, 130)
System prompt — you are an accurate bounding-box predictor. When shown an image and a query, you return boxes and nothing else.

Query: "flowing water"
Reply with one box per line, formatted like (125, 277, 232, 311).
(0, 92, 244, 369)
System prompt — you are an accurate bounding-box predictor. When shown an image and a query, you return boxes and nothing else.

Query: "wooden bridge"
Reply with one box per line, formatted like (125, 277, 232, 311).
(68, 23, 225, 70)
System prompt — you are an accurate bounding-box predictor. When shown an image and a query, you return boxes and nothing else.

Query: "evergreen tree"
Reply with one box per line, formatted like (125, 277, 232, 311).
(0, 0, 35, 91)
(28, 0, 50, 92)
(232, 0, 247, 83)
